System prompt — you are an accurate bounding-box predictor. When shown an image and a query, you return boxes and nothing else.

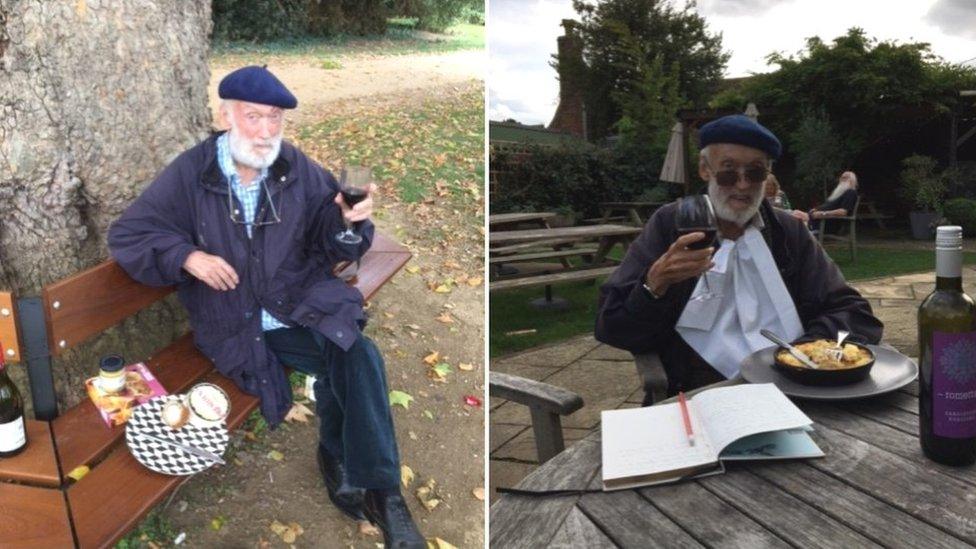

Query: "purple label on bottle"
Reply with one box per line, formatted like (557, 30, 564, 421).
(933, 331, 976, 438)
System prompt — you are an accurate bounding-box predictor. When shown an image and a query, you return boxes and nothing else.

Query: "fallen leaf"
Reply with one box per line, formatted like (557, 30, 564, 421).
(423, 351, 440, 365)
(472, 487, 485, 501)
(67, 465, 90, 482)
(466, 276, 483, 287)
(415, 478, 442, 512)
(401, 464, 415, 488)
(284, 402, 314, 423)
(436, 311, 454, 323)
(433, 284, 451, 293)
(389, 390, 414, 409)
(269, 520, 304, 543)
(458, 363, 475, 371)
(430, 537, 459, 549)
(463, 395, 482, 407)
(430, 362, 452, 382)
(405, 265, 420, 274)
(267, 450, 284, 461)
(211, 516, 225, 531)
(383, 311, 395, 319)
(269, 521, 288, 537)
(358, 521, 380, 537)
(423, 409, 434, 420)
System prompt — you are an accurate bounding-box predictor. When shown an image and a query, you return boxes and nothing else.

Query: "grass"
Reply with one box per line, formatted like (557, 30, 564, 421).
(489, 245, 976, 358)
(115, 509, 176, 548)
(292, 84, 484, 205)
(211, 22, 484, 63)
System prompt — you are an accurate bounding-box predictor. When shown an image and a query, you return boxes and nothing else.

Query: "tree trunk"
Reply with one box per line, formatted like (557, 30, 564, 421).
(0, 0, 213, 411)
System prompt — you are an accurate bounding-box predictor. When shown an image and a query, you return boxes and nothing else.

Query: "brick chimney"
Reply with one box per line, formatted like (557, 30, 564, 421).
(548, 19, 586, 139)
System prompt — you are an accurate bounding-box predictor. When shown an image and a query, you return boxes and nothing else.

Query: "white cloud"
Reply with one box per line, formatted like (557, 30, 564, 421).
(926, 0, 976, 41)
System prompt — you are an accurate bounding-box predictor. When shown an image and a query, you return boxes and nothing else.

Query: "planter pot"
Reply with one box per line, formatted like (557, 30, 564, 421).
(909, 211, 938, 240)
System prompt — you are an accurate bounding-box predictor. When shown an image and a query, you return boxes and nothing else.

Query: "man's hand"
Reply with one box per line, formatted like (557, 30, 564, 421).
(644, 232, 715, 296)
(183, 251, 239, 291)
(335, 183, 377, 224)
(791, 209, 810, 223)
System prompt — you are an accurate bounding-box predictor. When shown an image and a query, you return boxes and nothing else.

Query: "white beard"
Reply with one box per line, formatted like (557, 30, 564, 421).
(228, 127, 282, 170)
(708, 180, 764, 227)
(826, 181, 852, 202)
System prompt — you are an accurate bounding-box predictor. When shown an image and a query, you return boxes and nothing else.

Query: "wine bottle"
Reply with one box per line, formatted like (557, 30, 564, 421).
(0, 341, 27, 457)
(918, 226, 976, 465)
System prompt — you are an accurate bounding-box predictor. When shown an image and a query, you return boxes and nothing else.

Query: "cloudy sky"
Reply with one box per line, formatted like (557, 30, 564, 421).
(489, 0, 976, 125)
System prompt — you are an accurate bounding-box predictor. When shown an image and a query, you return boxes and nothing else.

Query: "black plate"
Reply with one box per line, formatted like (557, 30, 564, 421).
(772, 339, 875, 386)
(741, 344, 918, 400)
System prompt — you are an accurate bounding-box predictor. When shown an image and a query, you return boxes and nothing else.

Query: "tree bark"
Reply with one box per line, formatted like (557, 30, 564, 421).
(0, 0, 213, 410)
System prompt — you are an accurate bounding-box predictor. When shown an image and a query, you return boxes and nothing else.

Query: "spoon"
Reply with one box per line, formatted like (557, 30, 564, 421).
(760, 329, 820, 370)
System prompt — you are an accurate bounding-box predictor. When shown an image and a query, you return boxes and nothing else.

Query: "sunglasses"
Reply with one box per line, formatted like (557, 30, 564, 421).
(706, 161, 769, 187)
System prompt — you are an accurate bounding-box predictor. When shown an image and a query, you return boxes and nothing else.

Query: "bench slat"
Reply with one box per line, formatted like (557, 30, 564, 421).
(52, 334, 213, 476)
(43, 262, 174, 356)
(0, 292, 21, 363)
(0, 420, 61, 488)
(0, 482, 74, 548)
(488, 248, 597, 264)
(68, 368, 260, 549)
(350, 251, 412, 300)
(490, 266, 618, 291)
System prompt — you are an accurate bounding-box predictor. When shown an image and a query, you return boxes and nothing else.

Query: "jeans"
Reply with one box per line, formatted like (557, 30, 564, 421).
(265, 327, 400, 490)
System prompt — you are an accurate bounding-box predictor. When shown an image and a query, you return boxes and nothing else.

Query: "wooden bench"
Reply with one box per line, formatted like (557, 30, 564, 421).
(488, 372, 583, 463)
(1, 233, 410, 548)
(488, 266, 617, 291)
(487, 247, 597, 265)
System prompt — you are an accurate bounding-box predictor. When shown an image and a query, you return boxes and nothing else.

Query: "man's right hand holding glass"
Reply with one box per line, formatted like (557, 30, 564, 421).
(644, 232, 716, 296)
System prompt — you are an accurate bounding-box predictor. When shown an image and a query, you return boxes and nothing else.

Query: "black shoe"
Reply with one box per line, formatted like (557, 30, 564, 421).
(363, 489, 426, 549)
(316, 447, 366, 521)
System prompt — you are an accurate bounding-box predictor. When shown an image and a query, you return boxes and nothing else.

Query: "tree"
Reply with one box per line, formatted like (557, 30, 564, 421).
(570, 0, 729, 140)
(790, 109, 845, 204)
(389, 0, 482, 32)
(0, 1, 212, 409)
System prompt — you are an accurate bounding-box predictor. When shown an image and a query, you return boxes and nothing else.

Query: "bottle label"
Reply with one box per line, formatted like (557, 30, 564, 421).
(933, 331, 976, 438)
(0, 415, 26, 452)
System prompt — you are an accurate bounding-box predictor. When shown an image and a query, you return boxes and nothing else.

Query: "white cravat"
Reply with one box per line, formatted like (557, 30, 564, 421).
(675, 226, 803, 378)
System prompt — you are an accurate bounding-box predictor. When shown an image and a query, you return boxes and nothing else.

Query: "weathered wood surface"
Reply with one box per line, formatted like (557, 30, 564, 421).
(490, 266, 617, 291)
(489, 372, 583, 414)
(490, 380, 976, 547)
(489, 212, 556, 225)
(490, 225, 641, 246)
(0, 292, 21, 363)
(488, 247, 597, 264)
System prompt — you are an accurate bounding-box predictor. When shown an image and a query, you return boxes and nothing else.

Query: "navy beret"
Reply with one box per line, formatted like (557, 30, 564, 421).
(699, 114, 781, 159)
(218, 65, 297, 109)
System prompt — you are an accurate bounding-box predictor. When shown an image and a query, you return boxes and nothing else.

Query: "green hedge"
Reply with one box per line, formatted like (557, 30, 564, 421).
(212, 0, 388, 41)
(944, 198, 976, 237)
(490, 144, 676, 219)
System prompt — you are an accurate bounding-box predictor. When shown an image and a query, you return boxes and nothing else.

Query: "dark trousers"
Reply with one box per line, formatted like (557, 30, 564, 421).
(265, 327, 400, 490)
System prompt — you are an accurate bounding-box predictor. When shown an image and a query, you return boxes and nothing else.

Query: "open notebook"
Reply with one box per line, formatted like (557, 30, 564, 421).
(601, 383, 824, 491)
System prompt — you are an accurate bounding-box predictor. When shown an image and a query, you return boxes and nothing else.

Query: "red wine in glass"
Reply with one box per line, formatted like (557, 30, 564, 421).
(336, 165, 372, 246)
(676, 227, 718, 250)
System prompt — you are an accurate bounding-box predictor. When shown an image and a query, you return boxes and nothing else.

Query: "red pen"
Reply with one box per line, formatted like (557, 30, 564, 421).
(678, 391, 695, 446)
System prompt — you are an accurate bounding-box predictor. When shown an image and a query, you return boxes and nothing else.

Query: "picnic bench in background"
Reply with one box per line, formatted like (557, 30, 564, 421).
(489, 225, 639, 292)
(488, 212, 556, 231)
(856, 199, 893, 229)
(0, 233, 410, 548)
(592, 201, 665, 226)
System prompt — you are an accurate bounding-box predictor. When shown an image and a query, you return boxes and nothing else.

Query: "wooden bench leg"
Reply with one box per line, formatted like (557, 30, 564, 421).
(530, 406, 565, 463)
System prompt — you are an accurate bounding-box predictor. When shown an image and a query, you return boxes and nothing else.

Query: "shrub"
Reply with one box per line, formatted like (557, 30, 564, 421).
(900, 155, 949, 214)
(944, 198, 976, 236)
(213, 0, 387, 41)
(490, 143, 671, 219)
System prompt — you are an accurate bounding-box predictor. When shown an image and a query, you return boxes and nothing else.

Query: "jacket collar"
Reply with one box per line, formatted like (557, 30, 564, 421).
(200, 131, 293, 194)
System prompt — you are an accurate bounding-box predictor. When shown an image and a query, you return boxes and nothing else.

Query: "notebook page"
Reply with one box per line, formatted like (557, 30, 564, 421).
(601, 403, 716, 482)
(691, 383, 813, 453)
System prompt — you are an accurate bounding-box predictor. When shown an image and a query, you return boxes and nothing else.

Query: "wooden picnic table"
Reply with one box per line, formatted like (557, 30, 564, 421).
(490, 377, 976, 548)
(490, 225, 640, 269)
(598, 201, 666, 226)
(489, 212, 557, 229)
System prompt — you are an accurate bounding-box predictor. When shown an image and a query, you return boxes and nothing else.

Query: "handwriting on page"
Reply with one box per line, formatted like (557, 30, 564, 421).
(601, 405, 715, 479)
(692, 383, 812, 453)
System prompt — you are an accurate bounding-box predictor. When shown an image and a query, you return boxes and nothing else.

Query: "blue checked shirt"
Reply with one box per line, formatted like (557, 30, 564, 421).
(216, 133, 289, 331)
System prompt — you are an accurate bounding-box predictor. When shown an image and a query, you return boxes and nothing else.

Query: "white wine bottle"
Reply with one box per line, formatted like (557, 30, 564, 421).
(0, 341, 27, 457)
(918, 226, 976, 465)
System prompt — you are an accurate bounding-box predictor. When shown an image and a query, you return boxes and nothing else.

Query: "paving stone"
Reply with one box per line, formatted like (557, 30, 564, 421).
(490, 424, 528, 454)
(504, 335, 600, 368)
(491, 427, 592, 462)
(872, 305, 918, 357)
(891, 272, 937, 284)
(489, 460, 537, 504)
(538, 359, 641, 429)
(880, 298, 920, 307)
(909, 283, 935, 298)
(489, 361, 560, 382)
(852, 283, 915, 299)
(491, 400, 531, 426)
(582, 344, 634, 362)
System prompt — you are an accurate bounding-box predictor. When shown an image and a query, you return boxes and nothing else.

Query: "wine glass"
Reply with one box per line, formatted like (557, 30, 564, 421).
(335, 165, 372, 246)
(675, 194, 719, 300)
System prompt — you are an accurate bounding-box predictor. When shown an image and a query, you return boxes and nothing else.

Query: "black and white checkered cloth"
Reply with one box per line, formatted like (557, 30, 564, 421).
(125, 396, 229, 476)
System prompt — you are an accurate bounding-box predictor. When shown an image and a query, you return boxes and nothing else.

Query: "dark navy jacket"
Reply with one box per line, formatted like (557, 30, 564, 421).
(108, 133, 373, 426)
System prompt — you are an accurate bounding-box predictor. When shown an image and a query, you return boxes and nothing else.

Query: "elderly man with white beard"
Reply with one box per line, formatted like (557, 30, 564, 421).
(596, 115, 883, 406)
(108, 66, 426, 547)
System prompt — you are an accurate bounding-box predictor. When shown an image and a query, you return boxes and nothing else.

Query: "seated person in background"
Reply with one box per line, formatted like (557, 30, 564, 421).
(595, 115, 882, 405)
(764, 173, 809, 223)
(810, 171, 859, 224)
